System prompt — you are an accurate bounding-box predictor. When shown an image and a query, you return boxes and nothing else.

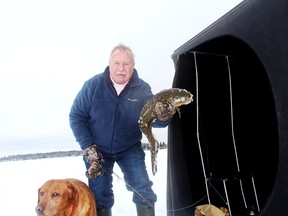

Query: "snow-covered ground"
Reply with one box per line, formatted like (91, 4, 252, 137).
(0, 149, 167, 215)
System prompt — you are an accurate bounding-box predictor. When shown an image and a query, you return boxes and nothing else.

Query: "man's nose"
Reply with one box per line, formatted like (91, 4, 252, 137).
(118, 63, 124, 70)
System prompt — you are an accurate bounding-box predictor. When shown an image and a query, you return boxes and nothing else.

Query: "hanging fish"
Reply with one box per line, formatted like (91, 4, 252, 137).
(139, 88, 193, 175)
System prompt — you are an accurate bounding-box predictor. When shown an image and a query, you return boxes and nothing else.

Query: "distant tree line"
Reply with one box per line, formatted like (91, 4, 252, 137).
(0, 142, 167, 162)
(142, 141, 167, 150)
(0, 150, 82, 162)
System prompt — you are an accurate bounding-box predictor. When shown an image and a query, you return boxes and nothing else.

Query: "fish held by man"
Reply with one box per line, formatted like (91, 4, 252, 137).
(139, 88, 193, 175)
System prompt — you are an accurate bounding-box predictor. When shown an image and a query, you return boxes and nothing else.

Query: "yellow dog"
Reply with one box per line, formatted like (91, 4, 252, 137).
(36, 178, 96, 216)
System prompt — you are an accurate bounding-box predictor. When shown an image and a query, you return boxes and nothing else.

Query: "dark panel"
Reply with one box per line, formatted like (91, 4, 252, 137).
(167, 0, 287, 215)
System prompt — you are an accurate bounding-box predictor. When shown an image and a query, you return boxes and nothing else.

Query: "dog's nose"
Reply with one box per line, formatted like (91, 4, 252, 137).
(35, 204, 44, 214)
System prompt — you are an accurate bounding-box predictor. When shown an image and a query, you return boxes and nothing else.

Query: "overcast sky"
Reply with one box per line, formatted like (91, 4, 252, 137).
(0, 0, 242, 147)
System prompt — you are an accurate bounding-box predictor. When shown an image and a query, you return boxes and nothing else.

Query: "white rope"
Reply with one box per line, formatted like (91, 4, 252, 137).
(194, 52, 211, 204)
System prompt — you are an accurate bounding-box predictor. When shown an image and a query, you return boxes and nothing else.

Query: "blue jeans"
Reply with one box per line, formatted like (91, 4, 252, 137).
(84, 144, 157, 210)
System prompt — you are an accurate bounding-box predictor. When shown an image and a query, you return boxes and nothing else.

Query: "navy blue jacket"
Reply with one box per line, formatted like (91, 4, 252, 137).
(69, 66, 168, 154)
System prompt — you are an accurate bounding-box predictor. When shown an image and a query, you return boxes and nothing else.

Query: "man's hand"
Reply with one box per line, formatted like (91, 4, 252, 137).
(155, 101, 176, 121)
(83, 144, 104, 179)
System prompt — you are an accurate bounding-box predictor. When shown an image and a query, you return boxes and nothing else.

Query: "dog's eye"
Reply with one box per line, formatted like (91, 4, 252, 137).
(52, 192, 60, 197)
(40, 191, 45, 196)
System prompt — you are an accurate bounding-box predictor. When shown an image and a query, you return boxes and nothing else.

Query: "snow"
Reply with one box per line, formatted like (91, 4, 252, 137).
(0, 149, 167, 215)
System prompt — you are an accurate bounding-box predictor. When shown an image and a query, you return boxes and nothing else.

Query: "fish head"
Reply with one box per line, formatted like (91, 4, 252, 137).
(166, 88, 193, 107)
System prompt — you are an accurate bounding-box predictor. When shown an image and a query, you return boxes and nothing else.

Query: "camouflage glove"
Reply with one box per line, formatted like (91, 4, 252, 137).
(83, 144, 104, 179)
(155, 101, 176, 121)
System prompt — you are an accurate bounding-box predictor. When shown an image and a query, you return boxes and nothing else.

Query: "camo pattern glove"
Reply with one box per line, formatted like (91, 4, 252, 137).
(155, 101, 176, 121)
(83, 144, 104, 179)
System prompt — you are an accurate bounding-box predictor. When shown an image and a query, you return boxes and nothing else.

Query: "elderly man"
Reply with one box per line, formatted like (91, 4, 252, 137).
(69, 44, 175, 216)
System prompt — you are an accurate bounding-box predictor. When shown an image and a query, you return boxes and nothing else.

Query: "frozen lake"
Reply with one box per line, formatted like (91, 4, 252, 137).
(0, 149, 167, 215)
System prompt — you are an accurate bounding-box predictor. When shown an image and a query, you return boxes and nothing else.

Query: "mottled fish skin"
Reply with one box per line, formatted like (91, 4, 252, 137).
(139, 88, 193, 175)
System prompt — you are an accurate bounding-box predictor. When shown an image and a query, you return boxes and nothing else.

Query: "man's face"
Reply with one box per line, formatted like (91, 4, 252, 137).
(109, 49, 134, 84)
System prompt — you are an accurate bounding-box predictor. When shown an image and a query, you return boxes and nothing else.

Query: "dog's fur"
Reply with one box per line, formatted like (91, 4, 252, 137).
(194, 204, 229, 216)
(35, 178, 96, 216)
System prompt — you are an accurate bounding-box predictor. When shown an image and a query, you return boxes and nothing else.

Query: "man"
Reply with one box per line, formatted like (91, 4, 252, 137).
(69, 44, 175, 216)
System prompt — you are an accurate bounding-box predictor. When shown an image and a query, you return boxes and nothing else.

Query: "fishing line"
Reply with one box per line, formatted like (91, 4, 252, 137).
(104, 166, 154, 208)
(166, 195, 207, 213)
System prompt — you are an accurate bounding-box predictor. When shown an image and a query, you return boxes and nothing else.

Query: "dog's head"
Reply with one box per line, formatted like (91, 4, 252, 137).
(35, 179, 78, 216)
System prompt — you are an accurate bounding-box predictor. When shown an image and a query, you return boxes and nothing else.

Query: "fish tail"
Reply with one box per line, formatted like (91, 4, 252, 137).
(150, 138, 159, 175)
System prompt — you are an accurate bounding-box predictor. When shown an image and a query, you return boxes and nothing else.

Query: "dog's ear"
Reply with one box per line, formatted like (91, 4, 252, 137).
(67, 181, 77, 202)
